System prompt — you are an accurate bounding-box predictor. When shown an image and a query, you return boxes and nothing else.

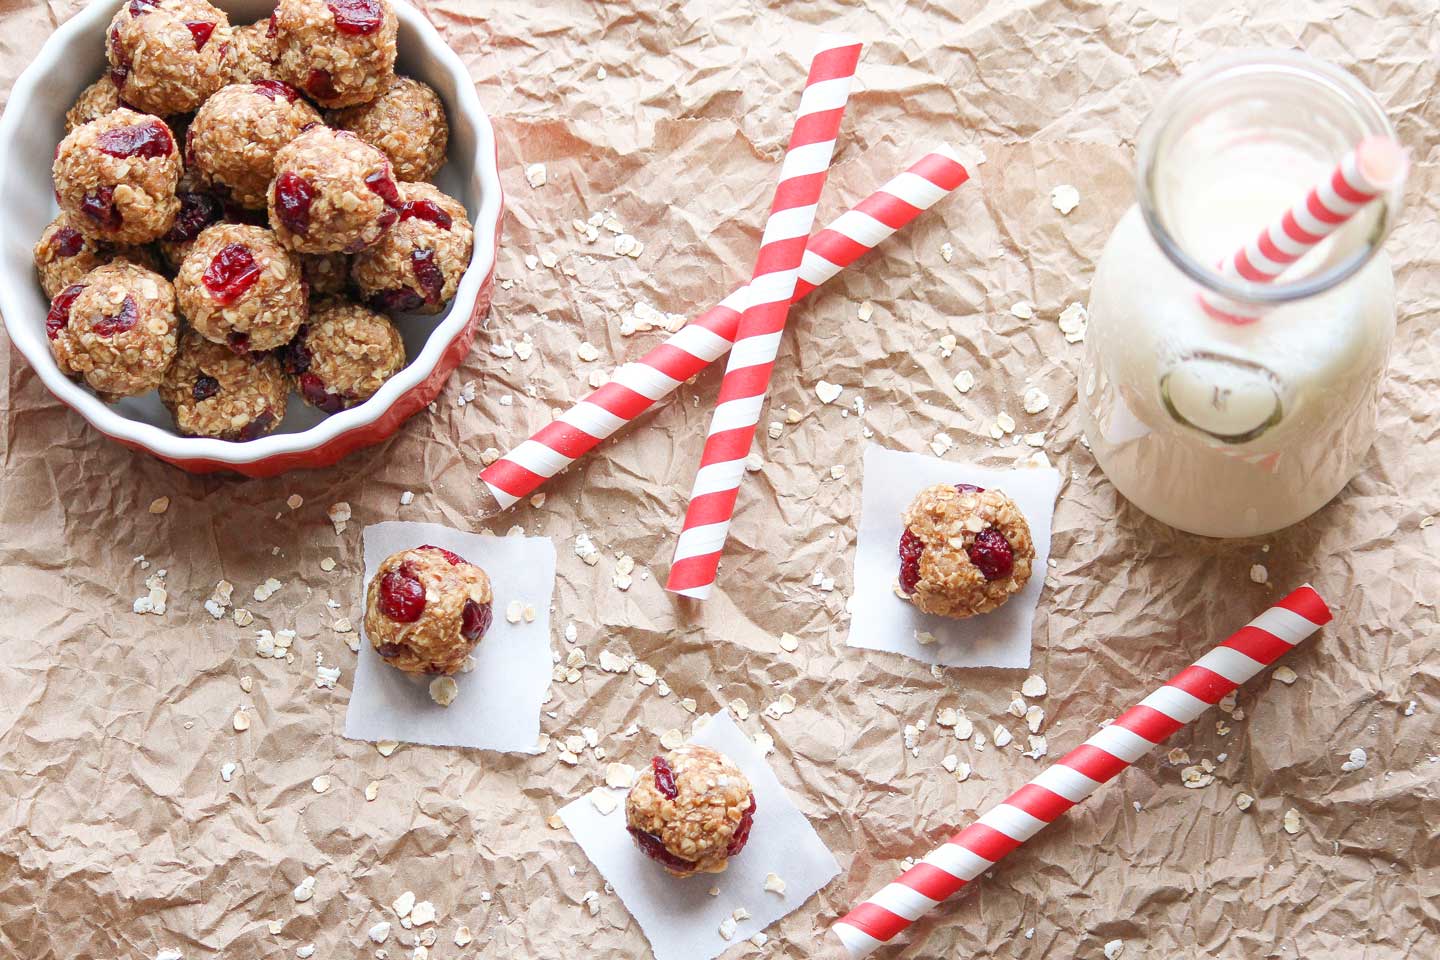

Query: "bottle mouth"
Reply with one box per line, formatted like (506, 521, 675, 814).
(1136, 50, 1403, 307)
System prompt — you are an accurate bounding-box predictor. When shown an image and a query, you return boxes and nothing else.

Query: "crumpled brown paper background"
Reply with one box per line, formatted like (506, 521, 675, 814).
(2, 1, 1437, 957)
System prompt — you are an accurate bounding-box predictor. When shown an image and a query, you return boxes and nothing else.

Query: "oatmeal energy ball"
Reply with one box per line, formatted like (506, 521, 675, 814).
(159, 328, 288, 440)
(269, 126, 402, 254)
(897, 483, 1035, 619)
(54, 108, 181, 245)
(65, 77, 124, 132)
(281, 299, 405, 413)
(106, 0, 235, 116)
(33, 214, 155, 300)
(46, 260, 179, 400)
(188, 81, 321, 210)
(331, 77, 449, 182)
(364, 546, 494, 676)
(273, 0, 398, 108)
(302, 252, 350, 297)
(177, 224, 308, 353)
(229, 19, 279, 83)
(625, 746, 757, 878)
(352, 181, 472, 314)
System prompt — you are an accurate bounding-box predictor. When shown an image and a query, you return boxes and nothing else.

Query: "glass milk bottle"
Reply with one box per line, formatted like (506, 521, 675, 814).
(1080, 52, 1404, 538)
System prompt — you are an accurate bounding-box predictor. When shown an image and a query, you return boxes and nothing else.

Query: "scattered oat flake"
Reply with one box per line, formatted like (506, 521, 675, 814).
(1340, 747, 1368, 772)
(993, 725, 1014, 748)
(604, 762, 636, 789)
(1102, 939, 1124, 959)
(940, 241, 954, 263)
(393, 891, 416, 919)
(429, 677, 459, 707)
(1025, 705, 1045, 733)
(410, 901, 436, 927)
(953, 370, 974, 394)
(148, 496, 170, 514)
(1421, 515, 1435, 529)
(1051, 184, 1080, 215)
(1011, 301, 1035, 320)
(1021, 674, 1047, 698)
(253, 577, 282, 602)
(377, 739, 399, 757)
(1249, 563, 1269, 585)
(327, 501, 351, 533)
(400, 490, 414, 506)
(916, 630, 937, 646)
(660, 728, 684, 750)
(525, 162, 547, 188)
(717, 917, 737, 941)
(292, 876, 316, 902)
(368, 922, 391, 944)
(453, 925, 473, 947)
(778, 631, 799, 652)
(815, 380, 843, 404)
(232, 709, 251, 732)
(857, 300, 874, 322)
(1022, 386, 1050, 414)
(1283, 807, 1302, 834)
(581, 890, 600, 916)
(480, 447, 501, 466)
(589, 789, 619, 816)
(1273, 665, 1298, 685)
(365, 780, 380, 802)
(728, 698, 750, 721)
(311, 775, 330, 794)
(1235, 792, 1254, 811)
(220, 761, 236, 783)
(929, 433, 953, 457)
(954, 761, 972, 781)
(1057, 302, 1088, 343)
(505, 601, 524, 624)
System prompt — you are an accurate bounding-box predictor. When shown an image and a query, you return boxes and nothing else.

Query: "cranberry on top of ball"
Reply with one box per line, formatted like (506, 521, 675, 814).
(624, 745, 758, 879)
(351, 181, 473, 315)
(363, 546, 494, 676)
(896, 483, 1035, 620)
(106, 0, 236, 117)
(269, 126, 405, 255)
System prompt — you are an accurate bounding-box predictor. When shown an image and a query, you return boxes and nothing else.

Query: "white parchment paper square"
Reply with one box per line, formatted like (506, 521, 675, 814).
(343, 521, 555, 752)
(559, 712, 840, 960)
(848, 444, 1061, 668)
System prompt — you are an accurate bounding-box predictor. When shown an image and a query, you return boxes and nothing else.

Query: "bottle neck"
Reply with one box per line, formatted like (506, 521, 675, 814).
(1136, 51, 1400, 309)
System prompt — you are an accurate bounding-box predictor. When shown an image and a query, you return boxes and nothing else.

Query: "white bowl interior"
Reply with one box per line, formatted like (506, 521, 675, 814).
(0, 0, 501, 465)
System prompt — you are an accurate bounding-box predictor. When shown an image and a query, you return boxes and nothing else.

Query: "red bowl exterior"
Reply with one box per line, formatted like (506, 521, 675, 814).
(79, 173, 505, 478)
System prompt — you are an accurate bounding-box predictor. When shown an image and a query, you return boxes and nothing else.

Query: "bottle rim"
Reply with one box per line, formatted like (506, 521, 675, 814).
(1136, 50, 1402, 306)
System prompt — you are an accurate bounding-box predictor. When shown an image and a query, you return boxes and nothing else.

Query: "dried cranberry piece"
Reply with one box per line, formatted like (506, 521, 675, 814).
(651, 755, 678, 799)
(369, 288, 424, 313)
(280, 331, 311, 375)
(299, 372, 346, 413)
(236, 408, 276, 441)
(419, 545, 467, 565)
(273, 171, 315, 235)
(364, 169, 403, 209)
(185, 20, 215, 49)
(376, 642, 405, 658)
(460, 599, 491, 641)
(226, 331, 250, 354)
(252, 79, 299, 103)
(378, 564, 426, 622)
(305, 68, 339, 101)
(898, 528, 924, 594)
(79, 185, 122, 230)
(725, 793, 758, 857)
(91, 295, 138, 337)
(164, 190, 223, 243)
(327, 0, 383, 35)
(411, 249, 445, 305)
(627, 827, 697, 873)
(967, 527, 1015, 581)
(375, 209, 398, 232)
(202, 243, 261, 306)
(108, 26, 130, 89)
(46, 283, 85, 339)
(52, 226, 85, 258)
(192, 375, 220, 401)
(401, 199, 453, 230)
(266, 13, 278, 38)
(954, 483, 985, 494)
(95, 121, 173, 160)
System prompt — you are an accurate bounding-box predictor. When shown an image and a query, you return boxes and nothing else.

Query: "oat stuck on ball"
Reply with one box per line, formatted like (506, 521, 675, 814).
(897, 483, 1035, 619)
(281, 298, 405, 413)
(272, 0, 399, 108)
(187, 81, 321, 210)
(625, 745, 757, 878)
(228, 19, 279, 84)
(176, 223, 308, 353)
(159, 328, 289, 440)
(53, 108, 182, 245)
(352, 181, 473, 314)
(268, 126, 403, 254)
(64, 77, 124, 133)
(106, 0, 236, 116)
(364, 546, 494, 676)
(46, 260, 179, 401)
(33, 213, 158, 300)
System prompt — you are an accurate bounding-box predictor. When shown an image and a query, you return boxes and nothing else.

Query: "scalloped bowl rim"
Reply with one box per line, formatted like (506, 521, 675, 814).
(0, 0, 501, 466)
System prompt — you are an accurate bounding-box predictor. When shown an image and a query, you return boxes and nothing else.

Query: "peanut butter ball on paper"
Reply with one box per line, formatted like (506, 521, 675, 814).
(364, 546, 494, 676)
(625, 746, 757, 878)
(897, 483, 1034, 619)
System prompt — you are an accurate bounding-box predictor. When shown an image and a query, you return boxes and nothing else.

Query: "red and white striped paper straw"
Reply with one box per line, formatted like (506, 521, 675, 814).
(664, 35, 862, 599)
(1199, 135, 1406, 324)
(832, 585, 1333, 958)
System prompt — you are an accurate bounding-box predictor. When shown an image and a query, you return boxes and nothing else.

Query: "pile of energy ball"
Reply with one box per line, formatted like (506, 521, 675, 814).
(37, 0, 475, 441)
(364, 544, 761, 879)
